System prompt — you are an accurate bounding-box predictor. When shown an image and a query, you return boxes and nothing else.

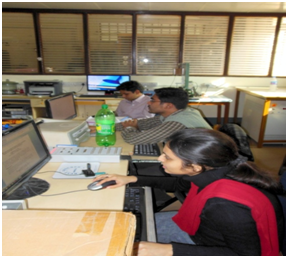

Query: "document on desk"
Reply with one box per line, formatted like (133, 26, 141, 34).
(52, 162, 100, 179)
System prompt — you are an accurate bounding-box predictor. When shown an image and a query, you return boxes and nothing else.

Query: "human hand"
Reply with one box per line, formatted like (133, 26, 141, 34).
(121, 119, 138, 129)
(137, 242, 173, 256)
(92, 174, 138, 189)
(89, 126, 96, 134)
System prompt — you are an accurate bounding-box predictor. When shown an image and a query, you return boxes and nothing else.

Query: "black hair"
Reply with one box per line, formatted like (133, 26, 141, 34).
(166, 128, 284, 194)
(154, 87, 188, 110)
(116, 81, 144, 93)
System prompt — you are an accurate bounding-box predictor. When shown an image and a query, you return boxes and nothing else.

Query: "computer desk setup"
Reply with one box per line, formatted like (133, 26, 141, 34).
(2, 120, 157, 255)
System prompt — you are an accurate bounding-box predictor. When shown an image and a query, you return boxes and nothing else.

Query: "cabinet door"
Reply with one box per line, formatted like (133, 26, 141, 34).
(75, 99, 104, 119)
(105, 99, 121, 111)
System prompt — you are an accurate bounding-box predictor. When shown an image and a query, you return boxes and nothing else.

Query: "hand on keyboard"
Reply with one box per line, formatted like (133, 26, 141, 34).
(121, 119, 138, 129)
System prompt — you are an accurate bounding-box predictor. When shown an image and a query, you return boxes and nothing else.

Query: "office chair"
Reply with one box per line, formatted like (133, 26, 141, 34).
(215, 123, 254, 161)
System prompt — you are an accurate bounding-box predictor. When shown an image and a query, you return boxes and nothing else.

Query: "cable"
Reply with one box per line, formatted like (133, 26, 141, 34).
(38, 189, 88, 197)
(37, 170, 85, 176)
(169, 73, 177, 87)
(75, 83, 85, 93)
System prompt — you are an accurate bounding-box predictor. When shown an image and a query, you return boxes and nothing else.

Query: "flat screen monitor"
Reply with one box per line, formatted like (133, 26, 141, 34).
(45, 92, 76, 119)
(87, 75, 130, 93)
(2, 120, 51, 200)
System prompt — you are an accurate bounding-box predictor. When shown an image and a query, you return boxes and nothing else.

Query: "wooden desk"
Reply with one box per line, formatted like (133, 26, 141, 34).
(27, 160, 128, 210)
(188, 95, 232, 125)
(233, 87, 286, 147)
(2, 210, 136, 256)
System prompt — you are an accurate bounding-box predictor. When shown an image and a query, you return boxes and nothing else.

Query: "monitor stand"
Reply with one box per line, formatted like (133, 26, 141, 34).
(5, 178, 50, 200)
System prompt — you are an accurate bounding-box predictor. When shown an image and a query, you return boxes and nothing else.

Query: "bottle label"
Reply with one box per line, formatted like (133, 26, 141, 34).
(96, 123, 115, 135)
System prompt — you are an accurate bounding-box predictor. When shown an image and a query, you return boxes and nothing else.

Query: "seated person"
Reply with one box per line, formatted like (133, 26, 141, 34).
(115, 80, 154, 119)
(116, 87, 212, 145)
(94, 128, 285, 256)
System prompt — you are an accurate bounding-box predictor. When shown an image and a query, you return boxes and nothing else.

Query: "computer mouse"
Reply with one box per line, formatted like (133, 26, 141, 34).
(87, 180, 117, 191)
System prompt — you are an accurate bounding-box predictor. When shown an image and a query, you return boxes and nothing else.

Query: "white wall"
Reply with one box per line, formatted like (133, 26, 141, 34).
(2, 74, 286, 119)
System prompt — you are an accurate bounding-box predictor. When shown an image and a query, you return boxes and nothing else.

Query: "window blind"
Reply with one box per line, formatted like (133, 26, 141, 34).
(136, 15, 181, 75)
(183, 15, 229, 75)
(228, 16, 277, 76)
(272, 17, 286, 77)
(88, 14, 132, 74)
(2, 12, 38, 74)
(39, 13, 85, 74)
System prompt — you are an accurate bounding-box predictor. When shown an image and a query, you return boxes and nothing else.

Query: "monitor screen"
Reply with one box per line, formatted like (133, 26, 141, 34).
(45, 93, 77, 120)
(87, 75, 130, 92)
(2, 120, 51, 200)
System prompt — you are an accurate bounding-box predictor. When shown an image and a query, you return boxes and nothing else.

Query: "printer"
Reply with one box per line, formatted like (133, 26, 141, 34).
(24, 80, 63, 96)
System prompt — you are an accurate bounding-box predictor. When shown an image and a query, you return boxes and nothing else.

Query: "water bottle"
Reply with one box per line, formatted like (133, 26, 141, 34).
(95, 104, 116, 147)
(270, 76, 277, 91)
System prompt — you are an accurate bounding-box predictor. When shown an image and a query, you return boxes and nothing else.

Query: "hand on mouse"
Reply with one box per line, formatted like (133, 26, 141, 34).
(92, 174, 138, 189)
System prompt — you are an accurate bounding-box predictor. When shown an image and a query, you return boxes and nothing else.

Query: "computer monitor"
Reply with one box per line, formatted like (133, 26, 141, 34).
(45, 92, 77, 119)
(87, 75, 130, 94)
(2, 120, 51, 200)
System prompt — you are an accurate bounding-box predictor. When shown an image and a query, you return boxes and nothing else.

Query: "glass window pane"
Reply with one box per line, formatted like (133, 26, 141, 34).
(229, 16, 277, 76)
(184, 15, 229, 75)
(88, 14, 132, 74)
(272, 17, 286, 76)
(2, 12, 38, 74)
(136, 15, 181, 75)
(40, 13, 85, 74)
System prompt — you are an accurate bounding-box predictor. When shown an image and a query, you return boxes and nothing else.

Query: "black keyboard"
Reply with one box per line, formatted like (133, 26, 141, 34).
(133, 143, 160, 156)
(123, 187, 147, 241)
(79, 94, 118, 98)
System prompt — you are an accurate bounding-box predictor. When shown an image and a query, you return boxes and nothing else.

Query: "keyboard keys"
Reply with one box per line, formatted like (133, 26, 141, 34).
(123, 187, 147, 241)
(133, 143, 160, 156)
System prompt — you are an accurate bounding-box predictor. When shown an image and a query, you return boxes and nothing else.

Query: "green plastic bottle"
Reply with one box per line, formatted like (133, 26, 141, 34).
(95, 104, 116, 147)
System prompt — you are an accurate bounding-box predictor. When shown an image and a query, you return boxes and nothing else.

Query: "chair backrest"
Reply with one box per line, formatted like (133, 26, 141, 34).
(216, 123, 254, 161)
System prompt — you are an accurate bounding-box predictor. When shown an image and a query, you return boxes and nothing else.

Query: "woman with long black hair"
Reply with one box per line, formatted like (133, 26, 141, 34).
(94, 128, 284, 256)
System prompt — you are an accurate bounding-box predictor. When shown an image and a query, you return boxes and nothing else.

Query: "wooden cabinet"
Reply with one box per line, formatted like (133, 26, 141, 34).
(2, 95, 123, 119)
(104, 99, 121, 111)
(74, 97, 122, 118)
(2, 95, 51, 119)
(74, 99, 105, 119)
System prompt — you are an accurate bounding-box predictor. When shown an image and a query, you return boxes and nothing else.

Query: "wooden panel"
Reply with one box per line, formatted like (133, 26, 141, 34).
(2, 210, 135, 256)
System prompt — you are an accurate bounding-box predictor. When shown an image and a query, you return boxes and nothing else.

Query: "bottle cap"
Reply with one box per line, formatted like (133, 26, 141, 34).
(102, 104, 108, 109)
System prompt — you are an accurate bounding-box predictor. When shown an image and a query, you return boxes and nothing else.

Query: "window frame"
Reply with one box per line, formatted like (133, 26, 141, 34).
(2, 8, 286, 78)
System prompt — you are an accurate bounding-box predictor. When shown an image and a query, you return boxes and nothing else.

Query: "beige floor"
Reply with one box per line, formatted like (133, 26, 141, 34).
(162, 142, 286, 212)
(249, 140, 285, 181)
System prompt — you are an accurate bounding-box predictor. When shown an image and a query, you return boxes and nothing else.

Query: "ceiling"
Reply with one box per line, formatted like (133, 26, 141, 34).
(2, 2, 286, 13)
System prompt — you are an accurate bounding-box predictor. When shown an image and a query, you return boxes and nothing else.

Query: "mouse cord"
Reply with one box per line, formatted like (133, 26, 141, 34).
(38, 189, 88, 197)
(27, 185, 89, 197)
(37, 170, 85, 176)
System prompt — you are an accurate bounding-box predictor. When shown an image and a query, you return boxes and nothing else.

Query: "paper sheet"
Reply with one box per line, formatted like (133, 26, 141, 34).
(53, 162, 100, 179)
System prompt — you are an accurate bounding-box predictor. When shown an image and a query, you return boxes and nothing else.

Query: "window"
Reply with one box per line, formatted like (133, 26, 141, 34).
(2, 12, 38, 74)
(272, 17, 286, 76)
(39, 13, 85, 74)
(88, 14, 132, 74)
(183, 15, 229, 76)
(228, 16, 277, 76)
(136, 15, 181, 74)
(2, 10, 286, 77)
